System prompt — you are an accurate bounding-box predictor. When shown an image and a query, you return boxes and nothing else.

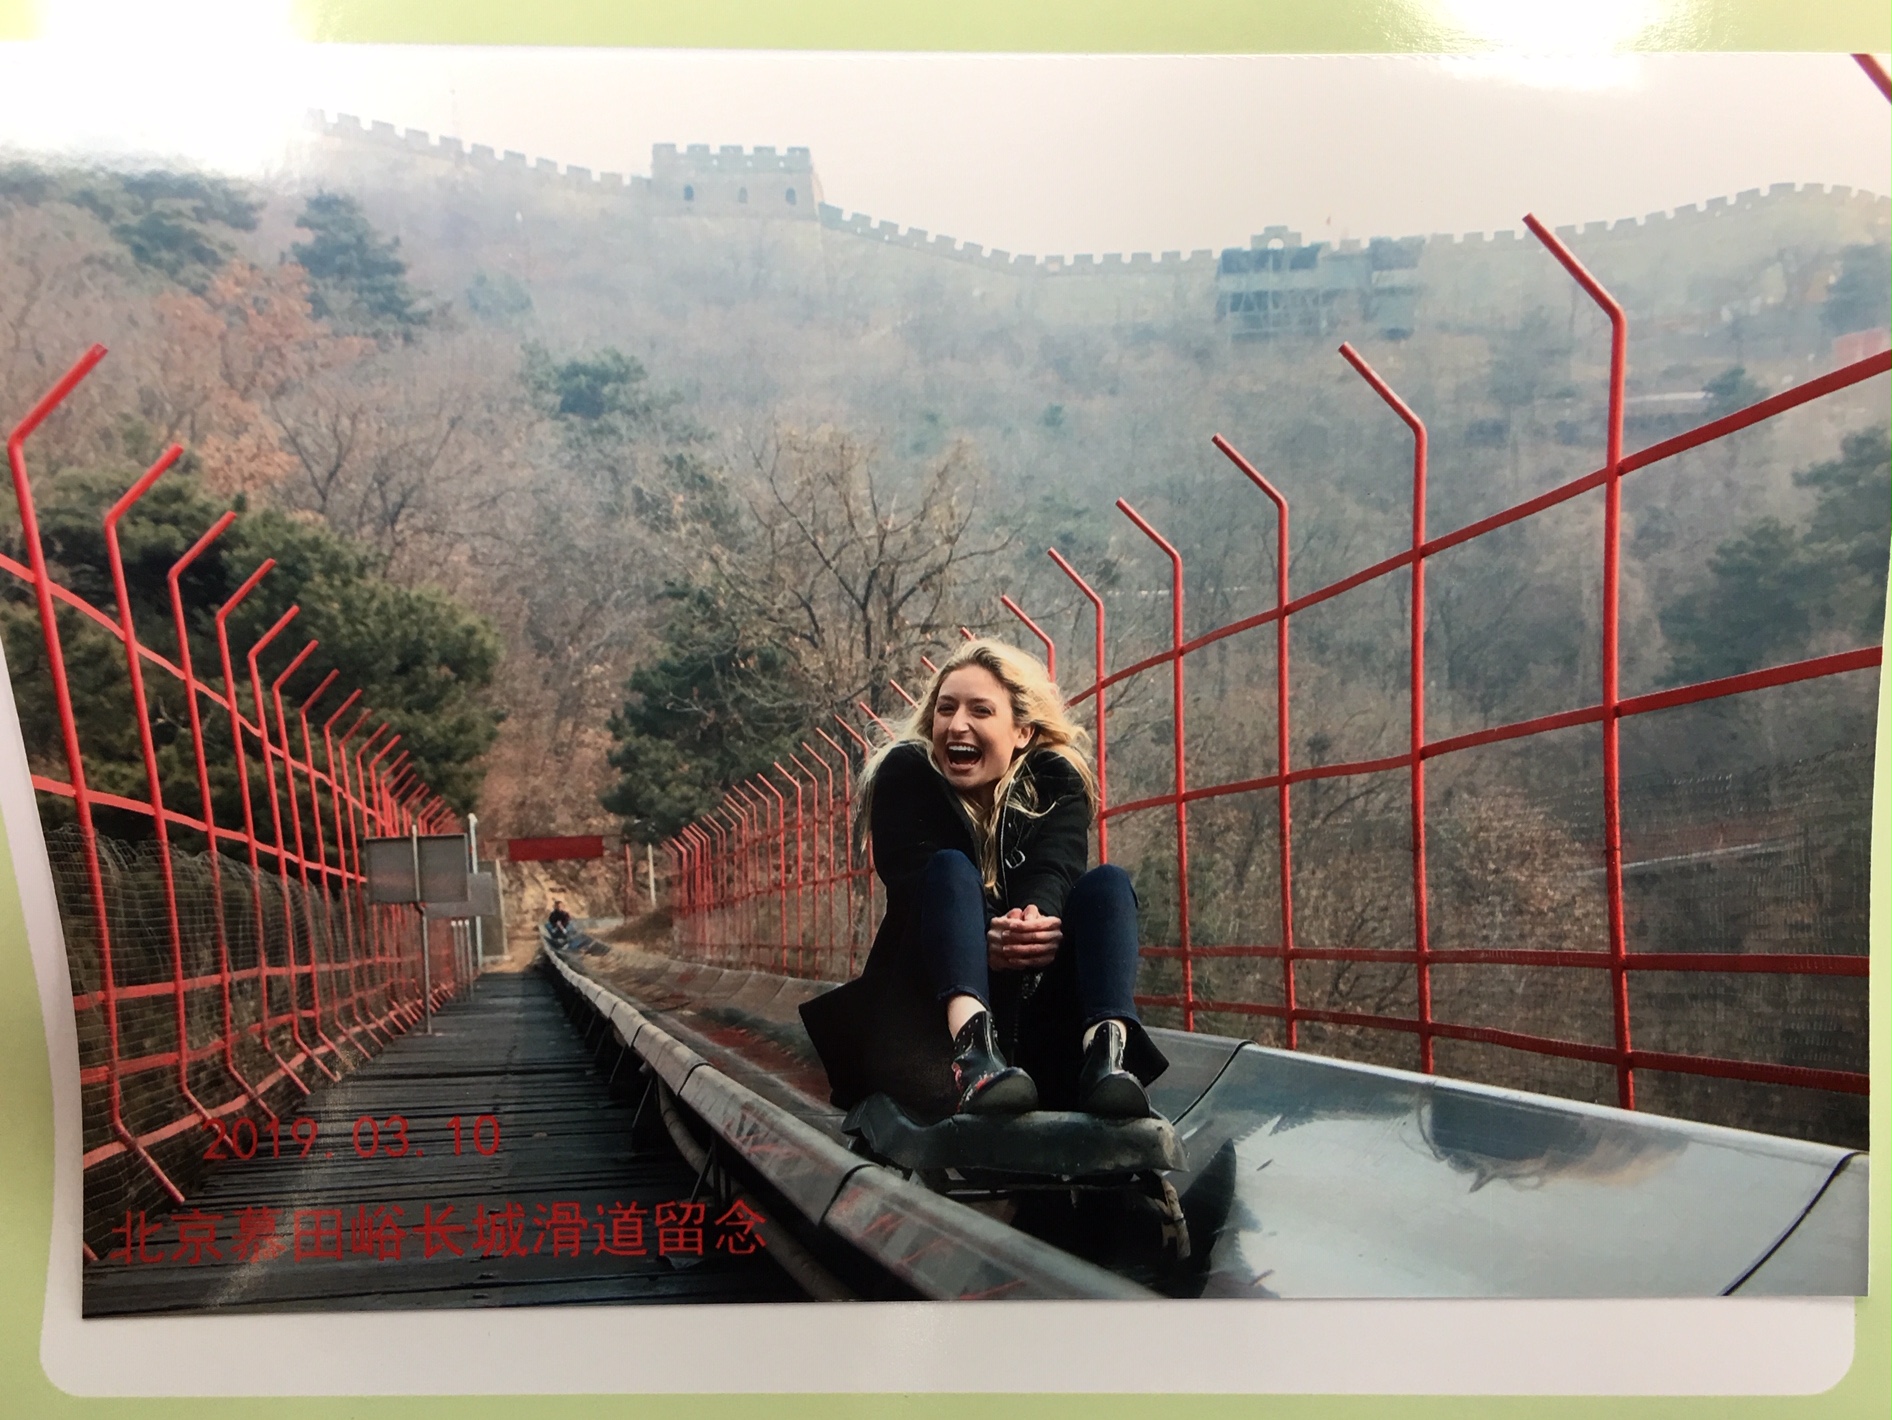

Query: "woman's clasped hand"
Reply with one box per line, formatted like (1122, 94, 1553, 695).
(987, 903, 1061, 971)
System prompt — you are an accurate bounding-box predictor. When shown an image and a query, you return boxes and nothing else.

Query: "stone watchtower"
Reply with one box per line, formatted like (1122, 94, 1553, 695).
(649, 144, 822, 217)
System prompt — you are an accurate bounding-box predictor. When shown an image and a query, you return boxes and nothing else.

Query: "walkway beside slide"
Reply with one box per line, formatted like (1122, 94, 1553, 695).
(84, 972, 801, 1313)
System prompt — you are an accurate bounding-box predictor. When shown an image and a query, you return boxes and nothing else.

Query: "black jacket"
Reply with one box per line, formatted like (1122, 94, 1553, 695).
(799, 740, 1166, 1118)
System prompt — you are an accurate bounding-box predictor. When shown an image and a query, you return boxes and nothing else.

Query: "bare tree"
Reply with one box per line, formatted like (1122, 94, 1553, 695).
(268, 336, 525, 583)
(713, 424, 1013, 714)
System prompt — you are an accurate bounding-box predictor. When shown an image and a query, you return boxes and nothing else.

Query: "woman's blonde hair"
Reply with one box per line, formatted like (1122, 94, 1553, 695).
(855, 638, 1097, 889)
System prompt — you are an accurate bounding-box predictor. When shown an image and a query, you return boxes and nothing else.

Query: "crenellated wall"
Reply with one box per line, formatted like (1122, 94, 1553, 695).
(312, 111, 651, 195)
(814, 202, 1219, 278)
(309, 110, 1887, 281)
(305, 110, 1888, 339)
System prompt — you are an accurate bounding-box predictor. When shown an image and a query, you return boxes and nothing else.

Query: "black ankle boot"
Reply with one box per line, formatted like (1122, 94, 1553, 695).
(950, 1011, 1038, 1115)
(1077, 1019, 1153, 1118)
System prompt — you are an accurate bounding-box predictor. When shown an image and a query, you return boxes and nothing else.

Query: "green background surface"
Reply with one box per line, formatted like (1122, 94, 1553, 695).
(0, 0, 1886, 48)
(0, 1, 1887, 1416)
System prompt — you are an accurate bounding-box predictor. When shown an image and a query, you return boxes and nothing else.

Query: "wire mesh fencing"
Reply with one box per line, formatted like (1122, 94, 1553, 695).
(47, 828, 439, 1243)
(6, 345, 465, 1255)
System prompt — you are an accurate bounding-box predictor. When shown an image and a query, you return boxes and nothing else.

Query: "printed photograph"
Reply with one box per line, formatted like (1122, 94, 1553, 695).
(0, 37, 1884, 1313)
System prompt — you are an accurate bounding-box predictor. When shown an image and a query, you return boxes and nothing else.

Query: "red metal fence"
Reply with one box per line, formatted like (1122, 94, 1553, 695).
(663, 56, 1888, 1131)
(5, 346, 465, 1253)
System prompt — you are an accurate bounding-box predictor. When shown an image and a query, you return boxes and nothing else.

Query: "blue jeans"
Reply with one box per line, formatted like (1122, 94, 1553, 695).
(918, 850, 1141, 1031)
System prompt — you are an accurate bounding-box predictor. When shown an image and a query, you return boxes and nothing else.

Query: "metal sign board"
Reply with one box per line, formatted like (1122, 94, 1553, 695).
(420, 871, 500, 921)
(363, 837, 420, 904)
(418, 836, 471, 903)
(363, 834, 471, 906)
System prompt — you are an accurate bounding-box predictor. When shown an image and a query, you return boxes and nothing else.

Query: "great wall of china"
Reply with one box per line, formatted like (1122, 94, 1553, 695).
(304, 110, 1890, 348)
(309, 110, 1889, 276)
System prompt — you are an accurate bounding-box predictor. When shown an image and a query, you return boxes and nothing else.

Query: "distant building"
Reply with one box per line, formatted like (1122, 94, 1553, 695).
(1216, 226, 1423, 342)
(648, 144, 822, 218)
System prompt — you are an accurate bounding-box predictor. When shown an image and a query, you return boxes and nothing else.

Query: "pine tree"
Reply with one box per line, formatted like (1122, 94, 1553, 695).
(601, 586, 815, 840)
(1, 459, 501, 832)
(1660, 425, 1889, 682)
(289, 193, 433, 339)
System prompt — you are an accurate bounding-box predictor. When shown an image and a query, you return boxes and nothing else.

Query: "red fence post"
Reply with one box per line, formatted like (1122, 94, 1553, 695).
(757, 777, 788, 971)
(273, 655, 352, 1072)
(687, 828, 706, 954)
(795, 747, 834, 975)
(246, 609, 340, 1084)
(1117, 500, 1196, 1030)
(669, 834, 689, 945)
(363, 734, 403, 1017)
(1524, 212, 1635, 1110)
(342, 713, 387, 1039)
(102, 446, 220, 1130)
(212, 564, 313, 1096)
(788, 756, 817, 968)
(693, 823, 717, 958)
(316, 690, 377, 1052)
(1209, 436, 1297, 1049)
(773, 761, 806, 973)
(1335, 348, 1435, 1073)
(302, 683, 345, 1040)
(705, 818, 723, 958)
(835, 714, 876, 961)
(1853, 51, 1892, 99)
(10, 345, 188, 1202)
(263, 639, 344, 1082)
(704, 818, 718, 951)
(732, 796, 757, 968)
(1000, 594, 1056, 681)
(166, 511, 274, 1116)
(738, 786, 763, 968)
(710, 809, 736, 965)
(1047, 550, 1109, 862)
(812, 727, 857, 974)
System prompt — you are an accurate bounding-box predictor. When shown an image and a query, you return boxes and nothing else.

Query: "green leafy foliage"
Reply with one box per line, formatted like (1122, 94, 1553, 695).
(221, 509, 504, 810)
(6, 166, 262, 289)
(523, 343, 694, 447)
(1703, 365, 1766, 419)
(1799, 426, 1892, 628)
(1659, 518, 1812, 683)
(465, 270, 532, 324)
(2, 460, 501, 839)
(0, 162, 56, 206)
(520, 341, 709, 529)
(290, 192, 433, 338)
(1821, 243, 1890, 338)
(601, 585, 818, 839)
(1661, 425, 1890, 683)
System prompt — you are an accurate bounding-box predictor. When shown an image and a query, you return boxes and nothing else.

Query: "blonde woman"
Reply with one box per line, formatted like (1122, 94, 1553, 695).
(800, 640, 1167, 1121)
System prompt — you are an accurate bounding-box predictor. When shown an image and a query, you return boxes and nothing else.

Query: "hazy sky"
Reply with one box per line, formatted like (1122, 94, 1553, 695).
(0, 17, 1886, 257)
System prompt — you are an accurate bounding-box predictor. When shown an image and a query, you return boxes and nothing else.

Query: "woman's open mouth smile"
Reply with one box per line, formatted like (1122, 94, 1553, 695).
(943, 742, 982, 770)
